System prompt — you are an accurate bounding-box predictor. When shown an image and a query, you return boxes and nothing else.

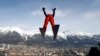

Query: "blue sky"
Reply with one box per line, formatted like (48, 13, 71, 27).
(0, 0, 100, 33)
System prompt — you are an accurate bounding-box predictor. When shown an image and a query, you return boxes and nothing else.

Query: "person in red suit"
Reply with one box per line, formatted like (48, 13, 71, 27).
(40, 7, 56, 37)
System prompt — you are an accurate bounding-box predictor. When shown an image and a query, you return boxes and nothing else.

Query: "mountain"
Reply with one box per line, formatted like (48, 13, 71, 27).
(0, 26, 100, 47)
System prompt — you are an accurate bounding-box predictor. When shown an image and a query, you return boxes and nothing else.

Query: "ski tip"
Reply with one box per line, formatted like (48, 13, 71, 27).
(39, 28, 42, 30)
(53, 24, 60, 40)
(55, 24, 60, 27)
(39, 28, 45, 38)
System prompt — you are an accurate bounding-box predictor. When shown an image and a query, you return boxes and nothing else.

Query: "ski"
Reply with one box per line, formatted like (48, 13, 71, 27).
(53, 25, 60, 40)
(39, 28, 45, 38)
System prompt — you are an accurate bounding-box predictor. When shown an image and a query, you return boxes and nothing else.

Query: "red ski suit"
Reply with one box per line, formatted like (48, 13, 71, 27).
(43, 14, 55, 32)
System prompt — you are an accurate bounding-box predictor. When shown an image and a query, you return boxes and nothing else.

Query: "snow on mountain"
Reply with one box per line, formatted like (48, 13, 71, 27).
(0, 26, 100, 47)
(0, 26, 65, 38)
(63, 31, 100, 37)
(0, 26, 38, 36)
(0, 26, 100, 39)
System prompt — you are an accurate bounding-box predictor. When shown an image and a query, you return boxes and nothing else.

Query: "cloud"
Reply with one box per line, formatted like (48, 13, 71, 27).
(32, 9, 72, 19)
(92, 0, 100, 5)
(81, 10, 100, 19)
(32, 3, 55, 16)
(55, 10, 68, 17)
(32, 10, 43, 16)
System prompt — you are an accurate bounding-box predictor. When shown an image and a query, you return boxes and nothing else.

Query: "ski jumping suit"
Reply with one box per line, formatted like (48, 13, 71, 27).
(42, 8, 56, 33)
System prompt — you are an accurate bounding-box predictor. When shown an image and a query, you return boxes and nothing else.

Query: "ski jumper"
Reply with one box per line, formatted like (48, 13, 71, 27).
(42, 8, 56, 34)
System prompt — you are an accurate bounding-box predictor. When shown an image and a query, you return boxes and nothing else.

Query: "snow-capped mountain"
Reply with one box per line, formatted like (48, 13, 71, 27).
(0, 26, 36, 35)
(0, 26, 100, 47)
(0, 26, 99, 38)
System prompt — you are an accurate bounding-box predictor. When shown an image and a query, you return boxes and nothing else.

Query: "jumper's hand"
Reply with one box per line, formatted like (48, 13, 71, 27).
(54, 8, 56, 10)
(42, 7, 45, 10)
(53, 8, 56, 11)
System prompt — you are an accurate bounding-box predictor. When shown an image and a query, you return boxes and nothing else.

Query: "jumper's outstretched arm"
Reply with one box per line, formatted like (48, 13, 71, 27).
(42, 7, 46, 17)
(52, 8, 56, 17)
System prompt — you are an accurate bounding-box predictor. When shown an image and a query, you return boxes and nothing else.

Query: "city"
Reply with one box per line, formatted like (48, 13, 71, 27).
(0, 44, 88, 56)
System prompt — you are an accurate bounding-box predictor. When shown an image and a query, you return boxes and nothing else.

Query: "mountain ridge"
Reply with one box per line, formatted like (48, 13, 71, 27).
(0, 26, 100, 38)
(0, 26, 100, 47)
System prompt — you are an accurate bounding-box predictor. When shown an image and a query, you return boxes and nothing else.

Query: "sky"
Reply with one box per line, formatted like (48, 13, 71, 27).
(0, 0, 100, 33)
